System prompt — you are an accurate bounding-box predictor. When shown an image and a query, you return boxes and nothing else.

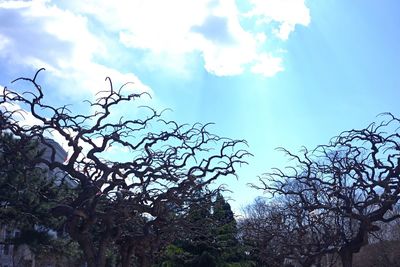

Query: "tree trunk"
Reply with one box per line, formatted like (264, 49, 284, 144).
(95, 251, 107, 267)
(133, 239, 153, 267)
(121, 254, 132, 267)
(339, 249, 353, 267)
(78, 238, 97, 267)
(135, 246, 151, 267)
(120, 245, 134, 267)
(313, 257, 322, 267)
(77, 235, 107, 267)
(66, 215, 103, 267)
(138, 255, 151, 267)
(96, 236, 110, 267)
(300, 258, 315, 267)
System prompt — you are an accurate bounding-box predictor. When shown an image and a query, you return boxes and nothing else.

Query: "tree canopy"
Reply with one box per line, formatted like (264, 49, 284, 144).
(252, 114, 400, 267)
(3, 69, 400, 267)
(0, 69, 249, 267)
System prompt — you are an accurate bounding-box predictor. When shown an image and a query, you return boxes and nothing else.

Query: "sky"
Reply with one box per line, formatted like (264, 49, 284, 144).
(1, 0, 400, 214)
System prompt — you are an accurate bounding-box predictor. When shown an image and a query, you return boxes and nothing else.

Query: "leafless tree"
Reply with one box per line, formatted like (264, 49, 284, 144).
(239, 197, 290, 267)
(240, 195, 340, 267)
(254, 114, 400, 267)
(0, 69, 250, 267)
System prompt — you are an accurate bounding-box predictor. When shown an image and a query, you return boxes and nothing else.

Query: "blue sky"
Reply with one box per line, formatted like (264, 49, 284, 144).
(1, 0, 400, 213)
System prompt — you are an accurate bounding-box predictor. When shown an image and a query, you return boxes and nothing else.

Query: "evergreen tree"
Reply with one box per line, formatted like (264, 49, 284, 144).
(157, 189, 216, 266)
(177, 190, 217, 266)
(0, 133, 54, 227)
(0, 133, 82, 264)
(158, 191, 252, 267)
(212, 193, 242, 264)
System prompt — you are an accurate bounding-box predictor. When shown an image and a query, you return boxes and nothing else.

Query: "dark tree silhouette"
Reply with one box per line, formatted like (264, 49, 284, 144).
(212, 193, 243, 263)
(0, 69, 249, 267)
(254, 114, 400, 267)
(241, 196, 345, 267)
(157, 191, 249, 267)
(0, 133, 83, 265)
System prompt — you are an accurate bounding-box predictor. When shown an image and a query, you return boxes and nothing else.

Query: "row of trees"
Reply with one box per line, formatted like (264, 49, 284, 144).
(0, 132, 253, 266)
(0, 70, 250, 267)
(2, 70, 400, 267)
(241, 114, 400, 267)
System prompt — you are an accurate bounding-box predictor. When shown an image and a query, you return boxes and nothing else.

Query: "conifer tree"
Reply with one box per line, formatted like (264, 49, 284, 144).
(212, 193, 242, 263)
(0, 133, 82, 264)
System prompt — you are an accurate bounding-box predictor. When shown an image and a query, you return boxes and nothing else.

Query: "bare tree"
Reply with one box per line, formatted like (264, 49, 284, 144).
(241, 195, 340, 267)
(240, 197, 290, 267)
(254, 114, 400, 267)
(0, 69, 250, 267)
(282, 199, 336, 267)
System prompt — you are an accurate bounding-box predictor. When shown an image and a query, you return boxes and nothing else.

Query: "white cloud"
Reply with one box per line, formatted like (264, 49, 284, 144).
(0, 33, 10, 50)
(0, 0, 310, 81)
(0, 100, 43, 128)
(112, 0, 267, 76)
(250, 53, 284, 77)
(0, 1, 151, 97)
(56, 0, 310, 77)
(246, 0, 311, 40)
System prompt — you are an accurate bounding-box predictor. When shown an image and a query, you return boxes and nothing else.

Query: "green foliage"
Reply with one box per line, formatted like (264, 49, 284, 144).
(0, 133, 63, 228)
(0, 133, 80, 262)
(160, 244, 192, 267)
(157, 192, 252, 267)
(11, 228, 83, 263)
(213, 193, 242, 263)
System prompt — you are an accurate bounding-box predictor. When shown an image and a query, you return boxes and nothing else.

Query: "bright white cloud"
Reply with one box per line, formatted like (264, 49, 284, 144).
(250, 53, 284, 77)
(0, 100, 43, 128)
(0, 0, 311, 81)
(0, 0, 151, 97)
(246, 0, 311, 40)
(55, 0, 310, 77)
